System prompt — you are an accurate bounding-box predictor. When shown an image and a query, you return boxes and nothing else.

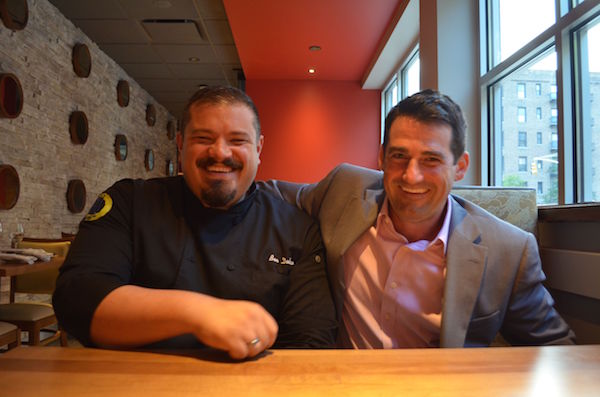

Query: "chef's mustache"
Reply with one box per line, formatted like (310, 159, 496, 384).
(195, 156, 243, 170)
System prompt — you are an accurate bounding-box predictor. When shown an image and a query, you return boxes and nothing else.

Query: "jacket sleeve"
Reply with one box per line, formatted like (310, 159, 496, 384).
(500, 233, 576, 345)
(259, 163, 352, 218)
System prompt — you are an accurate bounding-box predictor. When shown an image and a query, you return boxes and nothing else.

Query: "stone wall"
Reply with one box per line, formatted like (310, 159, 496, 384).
(0, 0, 178, 301)
(0, 0, 178, 244)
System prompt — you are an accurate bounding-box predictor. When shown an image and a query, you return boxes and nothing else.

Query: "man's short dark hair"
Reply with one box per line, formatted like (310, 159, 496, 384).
(180, 85, 261, 139)
(383, 89, 466, 163)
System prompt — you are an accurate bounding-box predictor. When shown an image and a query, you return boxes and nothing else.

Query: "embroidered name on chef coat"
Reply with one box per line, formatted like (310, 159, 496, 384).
(268, 253, 295, 266)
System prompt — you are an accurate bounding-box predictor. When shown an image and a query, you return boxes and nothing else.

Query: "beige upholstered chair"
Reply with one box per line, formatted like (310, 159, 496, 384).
(451, 186, 538, 236)
(0, 321, 20, 350)
(0, 239, 70, 346)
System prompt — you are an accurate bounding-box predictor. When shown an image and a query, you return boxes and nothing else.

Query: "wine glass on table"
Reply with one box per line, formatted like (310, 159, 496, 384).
(10, 223, 24, 248)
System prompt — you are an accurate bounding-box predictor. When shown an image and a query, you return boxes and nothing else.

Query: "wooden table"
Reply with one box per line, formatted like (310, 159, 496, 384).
(0, 255, 64, 277)
(0, 256, 64, 302)
(1, 345, 598, 396)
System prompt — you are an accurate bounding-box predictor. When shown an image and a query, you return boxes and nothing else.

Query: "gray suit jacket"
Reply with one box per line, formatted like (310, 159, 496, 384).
(259, 163, 575, 347)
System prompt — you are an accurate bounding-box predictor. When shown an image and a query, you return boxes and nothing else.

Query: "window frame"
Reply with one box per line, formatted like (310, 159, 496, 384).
(518, 156, 528, 172)
(517, 82, 526, 99)
(480, 0, 600, 205)
(518, 131, 528, 147)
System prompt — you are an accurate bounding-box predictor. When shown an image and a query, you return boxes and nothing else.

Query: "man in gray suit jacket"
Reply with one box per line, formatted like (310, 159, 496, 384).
(262, 89, 574, 348)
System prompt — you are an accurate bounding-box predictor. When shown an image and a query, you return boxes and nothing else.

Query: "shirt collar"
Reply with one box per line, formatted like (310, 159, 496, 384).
(377, 195, 452, 254)
(437, 196, 452, 254)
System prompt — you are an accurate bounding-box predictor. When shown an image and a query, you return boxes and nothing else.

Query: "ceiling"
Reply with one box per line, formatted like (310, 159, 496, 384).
(223, 0, 401, 82)
(48, 0, 402, 118)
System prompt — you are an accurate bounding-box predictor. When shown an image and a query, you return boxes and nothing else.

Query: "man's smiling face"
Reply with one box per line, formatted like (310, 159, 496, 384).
(379, 116, 468, 236)
(177, 102, 263, 209)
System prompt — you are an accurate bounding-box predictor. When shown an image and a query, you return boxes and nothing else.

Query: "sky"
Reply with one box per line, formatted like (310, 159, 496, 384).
(500, 0, 599, 72)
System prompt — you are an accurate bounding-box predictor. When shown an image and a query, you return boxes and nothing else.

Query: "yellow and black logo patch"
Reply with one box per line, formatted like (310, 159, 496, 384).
(85, 193, 113, 221)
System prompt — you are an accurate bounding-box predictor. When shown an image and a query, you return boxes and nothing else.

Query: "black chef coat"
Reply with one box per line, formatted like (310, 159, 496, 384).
(53, 176, 337, 348)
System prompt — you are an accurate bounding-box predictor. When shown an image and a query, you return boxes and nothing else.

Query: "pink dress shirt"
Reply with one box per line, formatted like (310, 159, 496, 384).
(340, 197, 452, 348)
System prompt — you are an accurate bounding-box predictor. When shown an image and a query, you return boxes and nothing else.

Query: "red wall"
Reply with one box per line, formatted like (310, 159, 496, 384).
(247, 80, 381, 183)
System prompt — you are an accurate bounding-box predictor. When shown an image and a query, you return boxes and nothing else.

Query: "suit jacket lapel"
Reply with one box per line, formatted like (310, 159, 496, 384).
(327, 187, 384, 312)
(330, 187, 383, 261)
(440, 196, 488, 347)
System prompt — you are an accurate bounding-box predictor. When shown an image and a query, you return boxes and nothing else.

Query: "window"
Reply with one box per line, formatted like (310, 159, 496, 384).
(551, 132, 558, 151)
(518, 107, 526, 123)
(402, 51, 420, 99)
(574, 16, 600, 201)
(517, 83, 526, 99)
(382, 48, 420, 139)
(383, 76, 398, 117)
(488, 51, 557, 199)
(489, 0, 555, 66)
(518, 131, 527, 147)
(538, 181, 544, 195)
(483, 0, 600, 205)
(550, 84, 557, 100)
(518, 156, 528, 171)
(550, 108, 558, 125)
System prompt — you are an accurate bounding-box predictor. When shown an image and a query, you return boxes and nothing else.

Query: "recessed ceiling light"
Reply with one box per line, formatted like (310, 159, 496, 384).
(309, 45, 321, 51)
(153, 0, 172, 8)
(308, 68, 316, 74)
(188, 57, 200, 62)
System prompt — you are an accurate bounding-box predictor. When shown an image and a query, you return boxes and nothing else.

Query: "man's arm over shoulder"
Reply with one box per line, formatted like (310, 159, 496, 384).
(501, 233, 576, 345)
(258, 163, 382, 218)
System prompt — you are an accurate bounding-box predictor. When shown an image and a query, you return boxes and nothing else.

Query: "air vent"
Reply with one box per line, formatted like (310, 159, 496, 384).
(141, 19, 205, 43)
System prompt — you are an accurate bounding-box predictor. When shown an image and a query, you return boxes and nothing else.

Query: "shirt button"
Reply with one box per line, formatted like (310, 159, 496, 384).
(314, 255, 322, 263)
(226, 264, 236, 271)
(390, 281, 398, 289)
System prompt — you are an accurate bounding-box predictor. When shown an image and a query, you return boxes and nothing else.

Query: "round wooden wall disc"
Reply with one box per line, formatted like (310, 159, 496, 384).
(0, 164, 20, 210)
(69, 111, 89, 144)
(72, 43, 92, 78)
(66, 179, 86, 213)
(0, 73, 24, 119)
(117, 80, 129, 107)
